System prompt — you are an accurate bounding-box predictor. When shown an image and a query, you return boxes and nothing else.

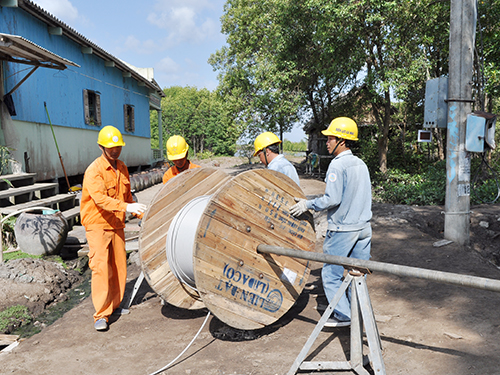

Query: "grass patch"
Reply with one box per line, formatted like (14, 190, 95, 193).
(3, 251, 69, 269)
(0, 305, 32, 333)
(372, 162, 447, 206)
(372, 160, 500, 206)
(3, 251, 42, 262)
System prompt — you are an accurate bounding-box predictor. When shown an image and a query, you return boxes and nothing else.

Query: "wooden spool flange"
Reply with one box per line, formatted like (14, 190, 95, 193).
(138, 167, 316, 330)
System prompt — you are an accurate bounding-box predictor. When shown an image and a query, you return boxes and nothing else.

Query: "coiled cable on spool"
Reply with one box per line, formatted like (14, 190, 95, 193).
(166, 195, 211, 291)
(147, 311, 211, 375)
(148, 196, 213, 373)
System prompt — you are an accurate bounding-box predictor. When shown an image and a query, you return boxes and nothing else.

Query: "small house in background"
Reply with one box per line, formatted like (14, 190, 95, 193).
(303, 115, 331, 176)
(303, 117, 328, 156)
(0, 0, 165, 185)
(302, 85, 380, 176)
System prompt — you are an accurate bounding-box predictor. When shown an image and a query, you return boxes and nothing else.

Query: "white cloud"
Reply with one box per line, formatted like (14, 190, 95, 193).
(124, 35, 141, 50)
(34, 0, 79, 22)
(200, 18, 218, 37)
(121, 36, 159, 55)
(147, 0, 220, 46)
(156, 57, 181, 74)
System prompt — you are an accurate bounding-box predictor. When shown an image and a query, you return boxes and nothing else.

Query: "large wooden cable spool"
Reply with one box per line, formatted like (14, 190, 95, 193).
(138, 167, 316, 330)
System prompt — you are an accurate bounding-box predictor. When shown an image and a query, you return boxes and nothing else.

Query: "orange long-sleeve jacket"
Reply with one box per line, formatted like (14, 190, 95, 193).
(162, 161, 201, 184)
(80, 154, 136, 230)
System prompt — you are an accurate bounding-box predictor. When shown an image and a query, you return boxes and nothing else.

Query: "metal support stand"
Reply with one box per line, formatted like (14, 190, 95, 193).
(288, 270, 385, 375)
(124, 271, 145, 309)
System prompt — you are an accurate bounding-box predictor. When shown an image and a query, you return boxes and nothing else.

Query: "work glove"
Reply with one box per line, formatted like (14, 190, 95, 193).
(289, 198, 309, 217)
(126, 203, 147, 215)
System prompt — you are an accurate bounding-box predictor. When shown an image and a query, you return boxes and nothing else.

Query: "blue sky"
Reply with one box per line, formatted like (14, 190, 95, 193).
(33, 0, 307, 142)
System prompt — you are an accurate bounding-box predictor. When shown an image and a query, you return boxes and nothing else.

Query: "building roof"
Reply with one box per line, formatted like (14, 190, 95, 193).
(17, 0, 164, 97)
(0, 32, 80, 70)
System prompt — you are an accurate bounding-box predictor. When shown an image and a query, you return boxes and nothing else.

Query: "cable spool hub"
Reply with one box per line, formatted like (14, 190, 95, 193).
(166, 195, 211, 289)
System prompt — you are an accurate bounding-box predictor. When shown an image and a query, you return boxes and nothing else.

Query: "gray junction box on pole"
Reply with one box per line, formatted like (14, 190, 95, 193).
(424, 76, 448, 129)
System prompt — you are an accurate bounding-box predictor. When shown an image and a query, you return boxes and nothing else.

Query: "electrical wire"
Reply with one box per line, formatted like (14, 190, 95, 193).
(165, 205, 198, 291)
(475, 0, 486, 111)
(4, 66, 36, 80)
(165, 195, 211, 292)
(151, 196, 213, 374)
(147, 311, 211, 375)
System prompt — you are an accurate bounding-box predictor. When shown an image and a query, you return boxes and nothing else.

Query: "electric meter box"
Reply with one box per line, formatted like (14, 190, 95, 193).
(465, 111, 497, 152)
(424, 76, 448, 128)
(417, 130, 432, 143)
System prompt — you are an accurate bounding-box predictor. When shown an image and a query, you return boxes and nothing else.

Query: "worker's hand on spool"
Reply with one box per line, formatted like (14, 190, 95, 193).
(289, 198, 309, 216)
(126, 203, 147, 215)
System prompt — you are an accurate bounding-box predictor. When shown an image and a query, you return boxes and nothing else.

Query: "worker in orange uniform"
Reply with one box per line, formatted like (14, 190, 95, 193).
(162, 135, 200, 184)
(80, 125, 147, 331)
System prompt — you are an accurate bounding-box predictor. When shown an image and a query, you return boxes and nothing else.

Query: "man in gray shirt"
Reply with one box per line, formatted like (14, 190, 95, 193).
(253, 132, 300, 187)
(290, 117, 372, 328)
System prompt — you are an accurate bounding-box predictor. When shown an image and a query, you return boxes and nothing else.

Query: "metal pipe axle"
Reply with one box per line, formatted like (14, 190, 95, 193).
(257, 245, 500, 293)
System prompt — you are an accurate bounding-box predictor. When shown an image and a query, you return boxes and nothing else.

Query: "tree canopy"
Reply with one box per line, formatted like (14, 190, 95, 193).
(155, 86, 241, 157)
(210, 0, 499, 172)
(150, 0, 500, 180)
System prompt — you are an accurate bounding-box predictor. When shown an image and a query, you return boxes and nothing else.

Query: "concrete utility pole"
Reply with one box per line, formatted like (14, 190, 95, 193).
(444, 0, 477, 245)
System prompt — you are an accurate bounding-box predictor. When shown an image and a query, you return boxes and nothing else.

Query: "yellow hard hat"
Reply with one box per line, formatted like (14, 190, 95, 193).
(97, 126, 125, 148)
(167, 135, 189, 160)
(253, 132, 282, 156)
(321, 117, 359, 141)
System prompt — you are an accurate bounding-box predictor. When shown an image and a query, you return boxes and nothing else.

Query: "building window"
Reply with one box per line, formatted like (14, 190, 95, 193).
(83, 89, 101, 126)
(124, 104, 135, 132)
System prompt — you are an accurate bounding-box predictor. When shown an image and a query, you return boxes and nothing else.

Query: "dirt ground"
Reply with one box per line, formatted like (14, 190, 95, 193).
(1, 156, 500, 375)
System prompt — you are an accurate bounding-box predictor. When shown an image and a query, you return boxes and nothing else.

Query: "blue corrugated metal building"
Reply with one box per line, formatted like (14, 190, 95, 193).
(0, 0, 164, 182)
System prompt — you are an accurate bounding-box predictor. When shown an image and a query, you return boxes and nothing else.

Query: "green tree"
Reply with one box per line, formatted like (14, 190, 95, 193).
(340, 0, 452, 172)
(159, 86, 240, 156)
(149, 110, 159, 150)
(211, 0, 455, 173)
(478, 0, 500, 114)
(210, 0, 361, 143)
(283, 139, 307, 152)
(211, 0, 500, 175)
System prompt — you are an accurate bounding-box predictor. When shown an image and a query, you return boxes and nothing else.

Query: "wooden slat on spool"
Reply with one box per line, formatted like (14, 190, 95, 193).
(193, 169, 316, 330)
(138, 167, 231, 309)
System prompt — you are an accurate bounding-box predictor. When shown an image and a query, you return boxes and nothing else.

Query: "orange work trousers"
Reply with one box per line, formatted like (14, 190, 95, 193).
(86, 228, 127, 322)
